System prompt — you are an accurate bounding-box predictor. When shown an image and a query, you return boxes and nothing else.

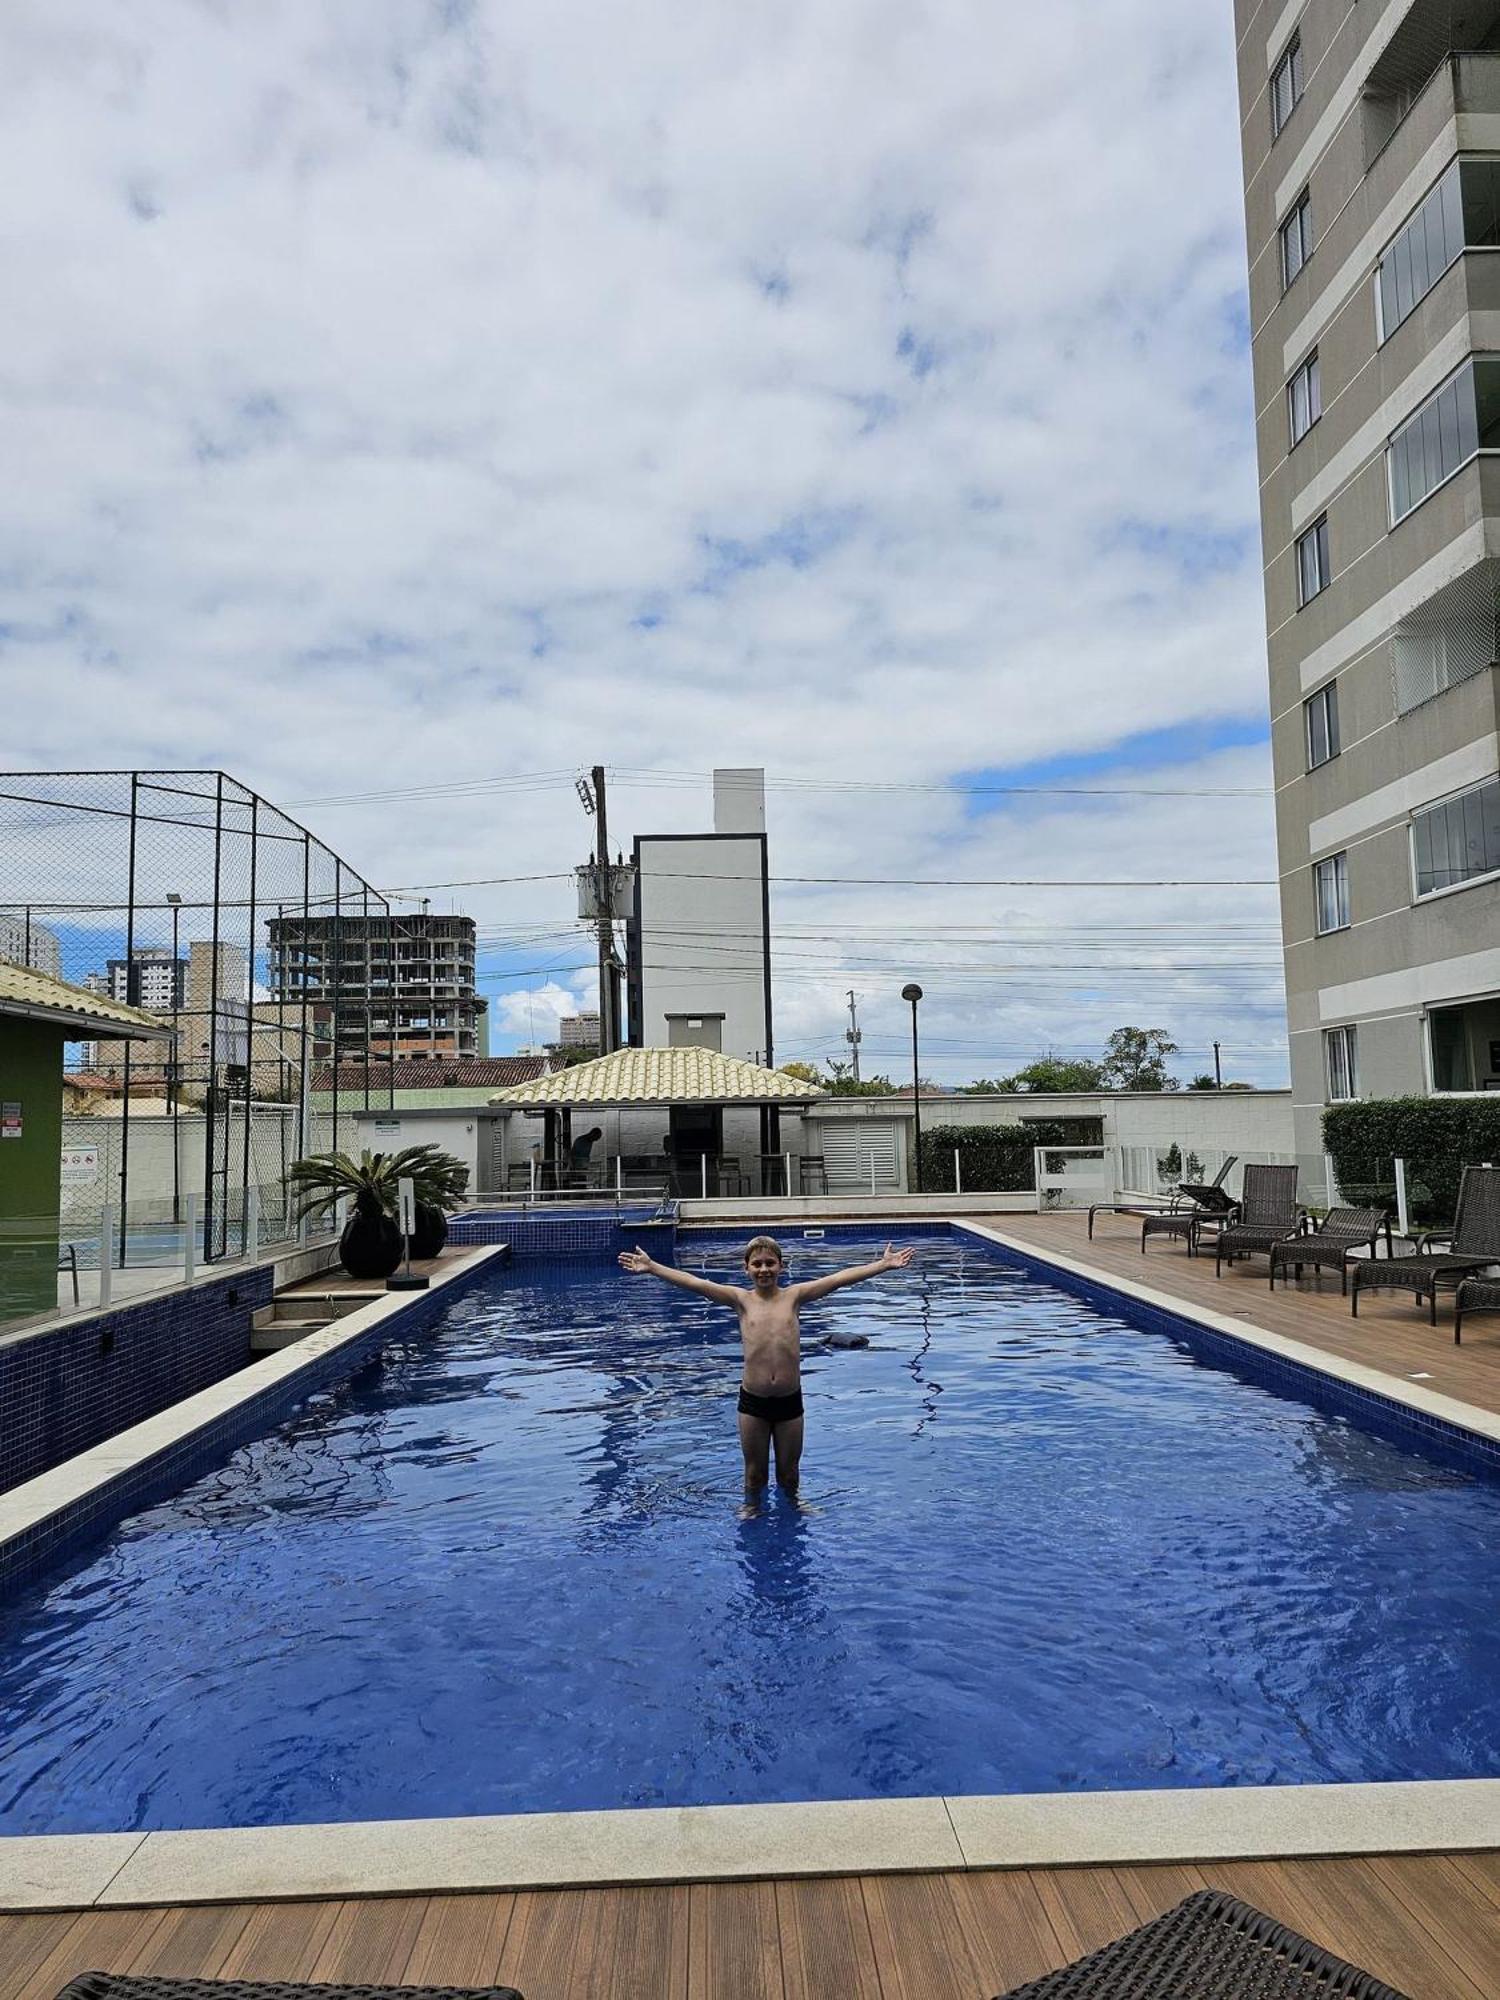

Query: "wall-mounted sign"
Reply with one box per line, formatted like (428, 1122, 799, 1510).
(61, 1145, 100, 1183)
(373, 1118, 401, 1136)
(0, 1101, 20, 1140)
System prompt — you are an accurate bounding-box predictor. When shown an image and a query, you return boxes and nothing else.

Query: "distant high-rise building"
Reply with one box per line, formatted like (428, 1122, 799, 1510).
(267, 911, 486, 1062)
(101, 948, 187, 1012)
(1233, 0, 1500, 1187)
(0, 913, 61, 980)
(556, 1010, 601, 1050)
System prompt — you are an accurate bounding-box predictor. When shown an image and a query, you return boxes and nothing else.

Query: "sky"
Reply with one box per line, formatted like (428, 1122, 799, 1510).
(0, 0, 1283, 1087)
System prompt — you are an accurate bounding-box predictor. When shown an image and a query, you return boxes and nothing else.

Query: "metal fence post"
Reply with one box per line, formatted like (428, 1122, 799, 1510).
(97, 1207, 114, 1308)
(244, 1184, 260, 1262)
(1394, 1158, 1409, 1237)
(869, 1153, 877, 1197)
(184, 1194, 197, 1287)
(954, 1148, 962, 1194)
(701, 1153, 708, 1200)
(784, 1150, 791, 1198)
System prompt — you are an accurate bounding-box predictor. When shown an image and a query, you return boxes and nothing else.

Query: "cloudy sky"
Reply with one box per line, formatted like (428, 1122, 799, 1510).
(1, 0, 1284, 1085)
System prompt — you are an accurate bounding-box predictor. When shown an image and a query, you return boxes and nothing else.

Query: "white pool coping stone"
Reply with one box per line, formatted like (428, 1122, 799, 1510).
(3, 1218, 1499, 1911)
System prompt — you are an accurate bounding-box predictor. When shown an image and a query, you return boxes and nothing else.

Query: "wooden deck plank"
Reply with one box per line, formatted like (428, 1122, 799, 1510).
(499, 1886, 587, 2000)
(686, 1880, 783, 2000)
(309, 1893, 430, 1986)
(564, 1883, 689, 2000)
(774, 1875, 881, 2000)
(402, 1890, 517, 1988)
(119, 1901, 256, 1978)
(1446, 1848, 1500, 1911)
(1026, 1864, 1146, 1963)
(0, 1912, 89, 1999)
(215, 1898, 343, 1981)
(11, 1908, 168, 2000)
(859, 1872, 990, 2000)
(947, 1868, 1069, 1994)
(1368, 1854, 1500, 1997)
(994, 1213, 1500, 1418)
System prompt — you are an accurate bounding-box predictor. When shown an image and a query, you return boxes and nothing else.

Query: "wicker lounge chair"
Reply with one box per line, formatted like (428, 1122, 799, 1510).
(1349, 1164, 1500, 1325)
(1213, 1163, 1303, 1278)
(993, 1887, 1408, 1998)
(1455, 1274, 1500, 1344)
(1140, 1180, 1239, 1255)
(1088, 1156, 1237, 1241)
(57, 1979, 523, 1999)
(1268, 1205, 1390, 1293)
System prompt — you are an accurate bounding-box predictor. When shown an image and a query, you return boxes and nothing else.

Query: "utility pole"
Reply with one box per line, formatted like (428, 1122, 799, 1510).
(845, 989, 862, 1083)
(591, 765, 622, 1054)
(1213, 1040, 1223, 1090)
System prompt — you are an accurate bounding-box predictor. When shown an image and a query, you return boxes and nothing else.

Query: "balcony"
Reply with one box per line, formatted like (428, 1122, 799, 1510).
(1363, 19, 1500, 168)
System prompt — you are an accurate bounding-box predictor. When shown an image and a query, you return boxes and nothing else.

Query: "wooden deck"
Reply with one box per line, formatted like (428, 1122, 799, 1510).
(6, 1853, 1500, 1997)
(989, 1209, 1500, 1421)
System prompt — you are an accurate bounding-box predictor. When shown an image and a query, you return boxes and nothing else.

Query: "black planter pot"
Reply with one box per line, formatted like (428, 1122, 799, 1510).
(410, 1202, 449, 1260)
(339, 1207, 403, 1280)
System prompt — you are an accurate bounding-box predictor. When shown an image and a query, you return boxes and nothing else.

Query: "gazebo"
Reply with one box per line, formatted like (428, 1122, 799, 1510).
(487, 1046, 824, 1196)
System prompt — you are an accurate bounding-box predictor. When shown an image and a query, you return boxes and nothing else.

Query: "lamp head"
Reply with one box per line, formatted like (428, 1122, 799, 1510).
(901, 983, 923, 1004)
(166, 893, 182, 906)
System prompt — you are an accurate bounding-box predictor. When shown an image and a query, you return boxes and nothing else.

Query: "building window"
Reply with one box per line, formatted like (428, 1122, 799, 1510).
(1314, 851, 1349, 934)
(1281, 189, 1313, 290)
(1325, 1024, 1359, 1102)
(1377, 162, 1463, 341)
(1385, 358, 1500, 525)
(1271, 35, 1304, 137)
(1296, 514, 1330, 606)
(1305, 682, 1340, 768)
(1411, 774, 1500, 897)
(1288, 351, 1321, 447)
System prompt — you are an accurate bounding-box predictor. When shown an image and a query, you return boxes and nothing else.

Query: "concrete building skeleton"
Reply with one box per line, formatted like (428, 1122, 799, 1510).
(1233, 0, 1500, 1189)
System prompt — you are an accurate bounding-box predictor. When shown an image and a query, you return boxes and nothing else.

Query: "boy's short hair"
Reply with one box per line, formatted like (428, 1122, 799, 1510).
(743, 1235, 785, 1267)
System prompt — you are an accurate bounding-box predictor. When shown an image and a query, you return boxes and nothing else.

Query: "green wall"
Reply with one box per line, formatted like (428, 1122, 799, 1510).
(0, 1020, 64, 1324)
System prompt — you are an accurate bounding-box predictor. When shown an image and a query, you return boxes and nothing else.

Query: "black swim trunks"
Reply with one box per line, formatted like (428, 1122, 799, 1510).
(737, 1385, 804, 1424)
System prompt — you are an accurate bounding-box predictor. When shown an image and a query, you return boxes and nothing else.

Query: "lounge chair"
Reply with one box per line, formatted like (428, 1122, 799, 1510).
(1349, 1164, 1500, 1326)
(1140, 1180, 1239, 1255)
(1088, 1154, 1237, 1241)
(993, 1886, 1407, 1998)
(1455, 1274, 1500, 1345)
(1269, 1205, 1390, 1293)
(58, 1979, 523, 1999)
(1212, 1162, 1303, 1278)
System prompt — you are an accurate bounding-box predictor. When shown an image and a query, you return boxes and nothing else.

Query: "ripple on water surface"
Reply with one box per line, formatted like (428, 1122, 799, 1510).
(2, 1234, 1499, 1832)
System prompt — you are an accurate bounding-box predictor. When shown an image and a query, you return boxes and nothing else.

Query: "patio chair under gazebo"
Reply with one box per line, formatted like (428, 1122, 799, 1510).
(487, 1046, 823, 1197)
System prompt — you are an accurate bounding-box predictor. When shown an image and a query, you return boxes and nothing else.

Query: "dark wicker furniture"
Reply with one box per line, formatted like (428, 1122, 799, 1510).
(1213, 1163, 1303, 1278)
(1454, 1274, 1500, 1344)
(1088, 1157, 1237, 1240)
(1140, 1181, 1239, 1256)
(1268, 1205, 1390, 1293)
(56, 1981, 522, 2000)
(993, 1887, 1408, 1999)
(1349, 1164, 1500, 1325)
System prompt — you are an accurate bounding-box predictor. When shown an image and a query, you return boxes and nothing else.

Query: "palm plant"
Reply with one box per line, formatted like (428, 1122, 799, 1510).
(288, 1146, 470, 1276)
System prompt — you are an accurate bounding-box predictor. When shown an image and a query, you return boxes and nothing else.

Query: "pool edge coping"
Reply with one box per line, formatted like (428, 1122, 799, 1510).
(3, 1215, 1499, 1910)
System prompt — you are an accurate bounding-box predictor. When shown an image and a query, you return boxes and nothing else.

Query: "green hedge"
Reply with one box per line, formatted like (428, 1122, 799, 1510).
(1322, 1098, 1500, 1224)
(918, 1120, 1102, 1193)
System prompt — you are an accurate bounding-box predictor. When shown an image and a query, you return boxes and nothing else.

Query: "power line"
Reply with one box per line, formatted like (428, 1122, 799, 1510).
(388, 869, 1276, 892)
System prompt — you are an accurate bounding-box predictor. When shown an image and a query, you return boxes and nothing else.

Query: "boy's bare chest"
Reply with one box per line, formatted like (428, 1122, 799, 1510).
(739, 1297, 799, 1347)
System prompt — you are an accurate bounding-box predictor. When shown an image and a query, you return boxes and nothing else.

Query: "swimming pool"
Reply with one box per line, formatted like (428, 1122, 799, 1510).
(2, 1227, 1498, 1835)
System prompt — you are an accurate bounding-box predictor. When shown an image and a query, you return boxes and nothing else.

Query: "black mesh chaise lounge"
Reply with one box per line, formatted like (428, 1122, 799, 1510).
(1213, 1163, 1303, 1278)
(1268, 1205, 1390, 1294)
(1349, 1164, 1500, 1326)
(1087, 1154, 1237, 1242)
(993, 1887, 1408, 1999)
(1140, 1180, 1239, 1255)
(1456, 1274, 1500, 1344)
(57, 1979, 523, 1999)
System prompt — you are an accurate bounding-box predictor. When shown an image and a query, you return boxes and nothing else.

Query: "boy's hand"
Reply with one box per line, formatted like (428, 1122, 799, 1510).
(618, 1246, 655, 1274)
(881, 1243, 914, 1270)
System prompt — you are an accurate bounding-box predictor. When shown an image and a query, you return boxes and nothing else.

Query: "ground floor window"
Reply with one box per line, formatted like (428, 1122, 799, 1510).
(1325, 1024, 1359, 1101)
(1429, 994, 1500, 1090)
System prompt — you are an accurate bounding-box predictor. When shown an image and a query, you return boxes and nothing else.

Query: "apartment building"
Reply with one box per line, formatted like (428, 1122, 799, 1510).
(94, 948, 187, 1012)
(267, 912, 486, 1062)
(0, 914, 61, 980)
(1235, 0, 1500, 1184)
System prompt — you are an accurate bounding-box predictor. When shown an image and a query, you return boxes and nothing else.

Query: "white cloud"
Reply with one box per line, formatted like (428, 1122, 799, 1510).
(0, 0, 1283, 1084)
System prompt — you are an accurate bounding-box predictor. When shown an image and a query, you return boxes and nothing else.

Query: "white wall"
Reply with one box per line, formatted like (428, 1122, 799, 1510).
(633, 832, 769, 1062)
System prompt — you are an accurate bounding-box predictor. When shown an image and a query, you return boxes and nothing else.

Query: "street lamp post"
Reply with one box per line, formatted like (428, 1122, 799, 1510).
(901, 983, 924, 1193)
(167, 894, 182, 1223)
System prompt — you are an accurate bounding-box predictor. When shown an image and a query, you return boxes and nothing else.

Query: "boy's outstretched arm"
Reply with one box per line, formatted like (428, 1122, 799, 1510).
(617, 1245, 742, 1306)
(792, 1243, 914, 1303)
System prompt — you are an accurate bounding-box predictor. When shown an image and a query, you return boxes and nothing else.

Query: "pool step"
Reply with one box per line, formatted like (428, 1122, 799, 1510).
(250, 1291, 381, 1353)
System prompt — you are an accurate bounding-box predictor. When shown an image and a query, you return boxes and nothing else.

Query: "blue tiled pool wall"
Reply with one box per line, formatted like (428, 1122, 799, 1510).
(0, 1266, 274, 1499)
(0, 1251, 504, 1602)
(452, 1210, 676, 1260)
(966, 1227, 1500, 1486)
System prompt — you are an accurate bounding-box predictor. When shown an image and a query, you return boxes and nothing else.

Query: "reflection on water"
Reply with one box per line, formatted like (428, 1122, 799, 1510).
(2, 1233, 1500, 1834)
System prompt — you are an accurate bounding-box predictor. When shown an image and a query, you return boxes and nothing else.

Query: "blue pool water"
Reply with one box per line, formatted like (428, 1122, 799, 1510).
(2, 1230, 1499, 1834)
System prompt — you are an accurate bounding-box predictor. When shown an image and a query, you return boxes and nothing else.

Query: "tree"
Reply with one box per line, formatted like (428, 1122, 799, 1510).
(1099, 1027, 1180, 1092)
(994, 1055, 1107, 1094)
(778, 1061, 823, 1084)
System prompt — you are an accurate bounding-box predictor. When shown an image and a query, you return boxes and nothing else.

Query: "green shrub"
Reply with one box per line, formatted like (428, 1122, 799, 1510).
(919, 1120, 1102, 1193)
(1322, 1098, 1500, 1224)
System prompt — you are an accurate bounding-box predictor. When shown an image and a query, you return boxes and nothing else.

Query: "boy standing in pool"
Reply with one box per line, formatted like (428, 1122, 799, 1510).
(617, 1235, 914, 1502)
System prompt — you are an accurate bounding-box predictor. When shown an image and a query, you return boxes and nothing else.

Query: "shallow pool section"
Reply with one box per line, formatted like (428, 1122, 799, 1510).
(2, 1231, 1499, 1834)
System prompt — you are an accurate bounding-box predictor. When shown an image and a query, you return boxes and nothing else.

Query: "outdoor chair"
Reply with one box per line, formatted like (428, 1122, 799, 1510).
(1213, 1162, 1304, 1278)
(799, 1152, 829, 1194)
(1089, 1154, 1237, 1241)
(1349, 1164, 1500, 1326)
(57, 1981, 523, 2000)
(1140, 1180, 1239, 1256)
(1455, 1275, 1500, 1344)
(992, 1887, 1407, 1998)
(1268, 1205, 1390, 1294)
